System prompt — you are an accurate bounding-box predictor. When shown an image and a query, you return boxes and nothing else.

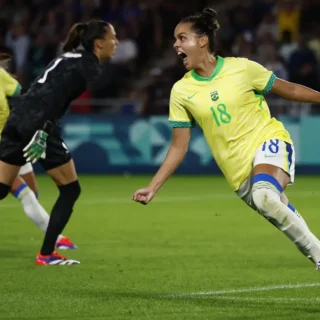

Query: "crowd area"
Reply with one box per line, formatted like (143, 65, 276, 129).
(0, 0, 319, 116)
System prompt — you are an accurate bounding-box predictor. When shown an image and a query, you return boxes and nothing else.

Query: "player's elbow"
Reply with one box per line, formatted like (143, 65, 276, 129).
(170, 143, 188, 156)
(171, 137, 189, 154)
(168, 139, 189, 165)
(180, 144, 189, 155)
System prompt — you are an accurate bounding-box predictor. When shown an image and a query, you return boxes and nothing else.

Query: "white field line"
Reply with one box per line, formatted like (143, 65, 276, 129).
(160, 282, 320, 298)
(0, 190, 319, 208)
(201, 296, 320, 303)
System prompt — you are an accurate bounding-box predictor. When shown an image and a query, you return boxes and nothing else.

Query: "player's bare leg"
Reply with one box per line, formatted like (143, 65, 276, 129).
(47, 159, 78, 186)
(20, 170, 38, 196)
(0, 160, 20, 200)
(36, 159, 80, 265)
(252, 164, 320, 269)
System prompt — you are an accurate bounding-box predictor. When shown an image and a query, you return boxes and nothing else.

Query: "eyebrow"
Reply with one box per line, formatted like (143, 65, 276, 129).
(174, 32, 187, 38)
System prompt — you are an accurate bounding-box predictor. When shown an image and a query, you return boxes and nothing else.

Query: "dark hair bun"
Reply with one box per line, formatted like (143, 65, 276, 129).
(202, 8, 220, 32)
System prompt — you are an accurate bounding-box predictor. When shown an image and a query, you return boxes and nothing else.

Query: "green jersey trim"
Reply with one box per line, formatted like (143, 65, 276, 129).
(191, 56, 224, 82)
(169, 120, 195, 128)
(262, 73, 276, 94)
(12, 83, 21, 97)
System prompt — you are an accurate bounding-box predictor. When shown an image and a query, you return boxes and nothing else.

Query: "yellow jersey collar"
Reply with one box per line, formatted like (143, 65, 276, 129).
(191, 56, 224, 82)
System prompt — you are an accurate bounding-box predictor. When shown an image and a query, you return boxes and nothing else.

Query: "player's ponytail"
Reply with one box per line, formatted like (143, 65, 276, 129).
(62, 23, 88, 52)
(62, 20, 108, 53)
(180, 7, 219, 54)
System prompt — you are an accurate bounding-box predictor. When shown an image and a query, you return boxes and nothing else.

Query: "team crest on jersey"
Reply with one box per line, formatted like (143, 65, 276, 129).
(210, 90, 219, 101)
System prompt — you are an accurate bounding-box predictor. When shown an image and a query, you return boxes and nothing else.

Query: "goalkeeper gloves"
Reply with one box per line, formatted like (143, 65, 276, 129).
(23, 130, 48, 163)
(23, 121, 53, 163)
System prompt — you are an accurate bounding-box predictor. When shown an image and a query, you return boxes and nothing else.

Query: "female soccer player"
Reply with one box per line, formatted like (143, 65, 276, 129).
(0, 58, 76, 250)
(0, 20, 118, 265)
(132, 8, 320, 270)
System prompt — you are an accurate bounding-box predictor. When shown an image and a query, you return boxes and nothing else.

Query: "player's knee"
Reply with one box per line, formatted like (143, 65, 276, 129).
(59, 180, 81, 203)
(252, 187, 279, 215)
(0, 183, 11, 200)
(251, 173, 283, 215)
(252, 186, 294, 230)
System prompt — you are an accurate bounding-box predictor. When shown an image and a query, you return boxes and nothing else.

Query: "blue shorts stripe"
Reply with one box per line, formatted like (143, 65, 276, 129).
(252, 173, 283, 193)
(14, 183, 28, 198)
(285, 142, 293, 169)
(288, 203, 295, 212)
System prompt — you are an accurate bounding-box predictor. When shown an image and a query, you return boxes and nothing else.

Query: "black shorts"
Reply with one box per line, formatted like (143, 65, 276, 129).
(0, 120, 71, 171)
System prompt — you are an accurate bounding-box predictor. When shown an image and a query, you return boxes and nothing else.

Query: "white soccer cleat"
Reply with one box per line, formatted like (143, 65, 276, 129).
(36, 251, 80, 265)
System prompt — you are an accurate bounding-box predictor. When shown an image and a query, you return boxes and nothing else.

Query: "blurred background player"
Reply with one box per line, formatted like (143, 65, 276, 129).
(0, 53, 77, 250)
(132, 7, 320, 271)
(0, 20, 118, 265)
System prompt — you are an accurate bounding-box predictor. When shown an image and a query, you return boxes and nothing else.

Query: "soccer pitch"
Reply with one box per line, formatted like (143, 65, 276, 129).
(1, 175, 320, 319)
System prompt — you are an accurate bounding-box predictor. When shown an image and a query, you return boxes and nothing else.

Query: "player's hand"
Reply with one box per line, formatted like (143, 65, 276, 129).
(23, 130, 48, 163)
(132, 188, 156, 205)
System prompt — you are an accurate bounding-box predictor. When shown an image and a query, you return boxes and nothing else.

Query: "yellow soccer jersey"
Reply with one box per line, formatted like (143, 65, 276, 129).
(169, 56, 292, 191)
(0, 68, 21, 133)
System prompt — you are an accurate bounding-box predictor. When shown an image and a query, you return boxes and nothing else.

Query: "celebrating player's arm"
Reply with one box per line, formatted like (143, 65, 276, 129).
(271, 77, 320, 104)
(132, 84, 194, 205)
(245, 59, 320, 106)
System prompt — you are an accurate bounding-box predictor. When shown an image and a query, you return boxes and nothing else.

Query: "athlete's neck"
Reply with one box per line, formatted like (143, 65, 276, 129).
(193, 56, 217, 78)
(93, 51, 101, 63)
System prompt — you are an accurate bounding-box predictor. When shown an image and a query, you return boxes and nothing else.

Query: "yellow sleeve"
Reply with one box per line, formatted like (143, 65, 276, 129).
(0, 69, 21, 97)
(246, 59, 276, 94)
(168, 85, 195, 128)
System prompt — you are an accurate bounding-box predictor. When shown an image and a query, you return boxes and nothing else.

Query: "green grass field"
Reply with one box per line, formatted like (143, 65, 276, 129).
(1, 175, 320, 320)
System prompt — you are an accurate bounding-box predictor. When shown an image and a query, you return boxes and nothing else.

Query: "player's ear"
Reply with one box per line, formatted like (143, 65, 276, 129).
(95, 39, 104, 50)
(199, 35, 208, 49)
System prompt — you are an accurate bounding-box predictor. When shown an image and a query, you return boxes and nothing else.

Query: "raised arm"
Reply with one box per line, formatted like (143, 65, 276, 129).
(271, 78, 320, 104)
(132, 127, 191, 205)
(245, 58, 320, 104)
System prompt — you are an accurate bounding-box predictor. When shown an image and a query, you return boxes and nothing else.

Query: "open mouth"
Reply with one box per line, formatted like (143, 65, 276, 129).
(178, 52, 188, 64)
